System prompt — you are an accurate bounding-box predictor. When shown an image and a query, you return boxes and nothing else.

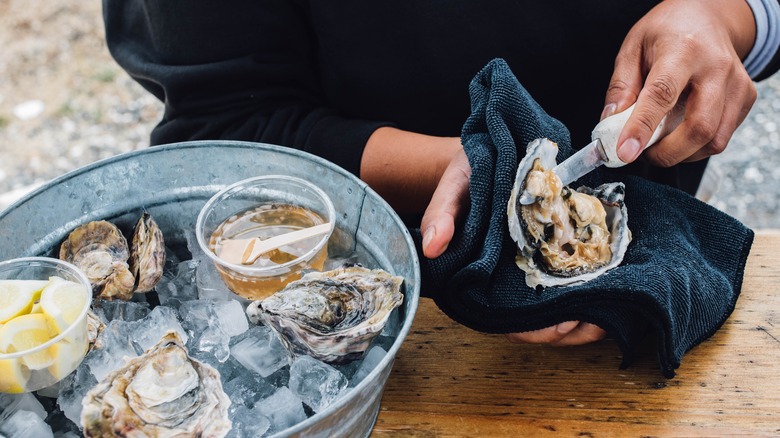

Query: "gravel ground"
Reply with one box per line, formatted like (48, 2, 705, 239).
(1, 1, 779, 230)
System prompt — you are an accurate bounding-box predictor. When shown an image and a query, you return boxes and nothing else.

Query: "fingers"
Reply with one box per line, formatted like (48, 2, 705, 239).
(420, 147, 471, 259)
(602, 31, 644, 120)
(504, 321, 606, 346)
(616, 55, 694, 164)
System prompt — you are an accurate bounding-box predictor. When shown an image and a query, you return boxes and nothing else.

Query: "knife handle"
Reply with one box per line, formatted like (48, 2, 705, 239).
(594, 102, 685, 168)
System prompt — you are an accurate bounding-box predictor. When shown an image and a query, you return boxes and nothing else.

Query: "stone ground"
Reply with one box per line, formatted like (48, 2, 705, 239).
(1, 0, 778, 229)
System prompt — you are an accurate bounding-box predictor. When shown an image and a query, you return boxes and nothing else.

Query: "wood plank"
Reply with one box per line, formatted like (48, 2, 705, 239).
(374, 230, 780, 436)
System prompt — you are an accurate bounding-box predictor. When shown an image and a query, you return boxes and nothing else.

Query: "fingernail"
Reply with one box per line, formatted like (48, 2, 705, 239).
(617, 138, 642, 163)
(600, 103, 617, 120)
(556, 321, 578, 334)
(422, 226, 435, 251)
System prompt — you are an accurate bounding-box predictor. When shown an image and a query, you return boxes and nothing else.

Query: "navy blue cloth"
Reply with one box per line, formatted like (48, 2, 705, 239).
(416, 59, 754, 377)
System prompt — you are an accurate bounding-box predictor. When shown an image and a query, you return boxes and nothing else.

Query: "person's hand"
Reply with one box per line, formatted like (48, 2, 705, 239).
(505, 322, 606, 346)
(420, 146, 471, 258)
(604, 0, 757, 165)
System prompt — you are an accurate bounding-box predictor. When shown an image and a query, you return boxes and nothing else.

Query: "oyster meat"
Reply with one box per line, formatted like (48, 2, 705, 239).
(81, 331, 231, 438)
(59, 220, 135, 300)
(59, 213, 166, 300)
(246, 264, 404, 364)
(507, 138, 631, 288)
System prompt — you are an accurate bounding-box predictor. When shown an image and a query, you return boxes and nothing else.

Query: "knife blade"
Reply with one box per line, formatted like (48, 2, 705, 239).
(551, 103, 684, 187)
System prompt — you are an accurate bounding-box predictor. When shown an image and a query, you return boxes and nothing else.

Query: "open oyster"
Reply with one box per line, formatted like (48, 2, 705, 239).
(81, 331, 231, 438)
(59, 220, 135, 300)
(60, 213, 165, 300)
(507, 138, 631, 288)
(246, 264, 404, 364)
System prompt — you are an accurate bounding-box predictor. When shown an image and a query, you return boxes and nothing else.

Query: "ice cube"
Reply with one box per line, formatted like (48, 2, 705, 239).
(0, 410, 54, 438)
(223, 369, 276, 411)
(230, 326, 288, 377)
(179, 300, 231, 362)
(57, 364, 98, 425)
(226, 405, 271, 438)
(0, 393, 47, 422)
(216, 300, 249, 338)
(131, 305, 188, 353)
(155, 259, 199, 308)
(92, 299, 150, 323)
(289, 355, 348, 412)
(195, 255, 236, 301)
(254, 387, 307, 434)
(349, 346, 387, 387)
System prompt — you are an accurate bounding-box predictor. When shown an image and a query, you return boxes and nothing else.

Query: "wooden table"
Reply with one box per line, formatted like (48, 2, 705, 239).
(374, 230, 780, 436)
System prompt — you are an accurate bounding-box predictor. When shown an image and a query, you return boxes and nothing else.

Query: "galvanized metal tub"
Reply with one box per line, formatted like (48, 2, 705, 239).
(0, 140, 421, 437)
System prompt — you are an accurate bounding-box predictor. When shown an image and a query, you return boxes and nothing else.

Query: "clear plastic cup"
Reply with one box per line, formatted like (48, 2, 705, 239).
(0, 257, 91, 393)
(196, 175, 336, 300)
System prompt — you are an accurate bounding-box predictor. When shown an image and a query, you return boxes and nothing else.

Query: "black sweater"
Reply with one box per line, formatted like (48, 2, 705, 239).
(103, 1, 779, 191)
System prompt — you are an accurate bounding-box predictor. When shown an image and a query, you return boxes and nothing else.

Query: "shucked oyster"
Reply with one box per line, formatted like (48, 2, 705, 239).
(60, 213, 165, 300)
(247, 264, 404, 364)
(81, 331, 231, 438)
(507, 138, 631, 288)
(60, 220, 135, 300)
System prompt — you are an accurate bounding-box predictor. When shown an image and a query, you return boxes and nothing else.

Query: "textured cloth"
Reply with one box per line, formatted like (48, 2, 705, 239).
(417, 59, 754, 377)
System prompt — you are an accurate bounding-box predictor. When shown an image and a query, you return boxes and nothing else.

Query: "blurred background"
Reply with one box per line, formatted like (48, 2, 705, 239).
(1, 1, 778, 229)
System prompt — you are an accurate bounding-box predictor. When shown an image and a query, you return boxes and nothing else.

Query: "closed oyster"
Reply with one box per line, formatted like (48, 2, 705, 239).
(129, 212, 165, 293)
(81, 331, 231, 438)
(246, 264, 404, 364)
(507, 138, 631, 288)
(59, 221, 135, 300)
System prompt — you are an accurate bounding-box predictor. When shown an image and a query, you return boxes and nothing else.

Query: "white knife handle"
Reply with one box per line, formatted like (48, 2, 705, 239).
(593, 102, 685, 168)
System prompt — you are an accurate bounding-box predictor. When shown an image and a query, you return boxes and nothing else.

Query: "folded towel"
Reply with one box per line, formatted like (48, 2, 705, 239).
(416, 58, 754, 377)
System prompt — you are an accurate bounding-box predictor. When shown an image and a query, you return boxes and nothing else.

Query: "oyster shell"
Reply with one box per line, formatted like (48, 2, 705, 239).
(59, 220, 135, 300)
(246, 264, 404, 364)
(81, 331, 231, 438)
(507, 138, 631, 288)
(129, 212, 166, 293)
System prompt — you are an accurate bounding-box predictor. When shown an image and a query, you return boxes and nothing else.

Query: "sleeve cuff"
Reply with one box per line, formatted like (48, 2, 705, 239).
(743, 0, 780, 79)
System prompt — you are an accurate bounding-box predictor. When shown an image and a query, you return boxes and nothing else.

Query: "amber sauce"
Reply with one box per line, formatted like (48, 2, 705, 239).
(208, 203, 328, 299)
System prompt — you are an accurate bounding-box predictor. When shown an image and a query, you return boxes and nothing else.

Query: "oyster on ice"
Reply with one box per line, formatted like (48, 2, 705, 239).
(60, 213, 166, 300)
(507, 138, 631, 288)
(81, 331, 231, 438)
(246, 264, 404, 364)
(59, 220, 135, 300)
(129, 212, 166, 293)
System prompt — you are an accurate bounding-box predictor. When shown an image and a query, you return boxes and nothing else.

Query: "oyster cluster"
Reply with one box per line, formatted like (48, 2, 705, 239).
(59, 213, 165, 300)
(247, 264, 404, 364)
(507, 138, 631, 288)
(81, 332, 231, 438)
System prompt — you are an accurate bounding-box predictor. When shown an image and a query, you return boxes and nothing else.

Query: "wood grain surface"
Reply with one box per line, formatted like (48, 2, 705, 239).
(373, 231, 780, 437)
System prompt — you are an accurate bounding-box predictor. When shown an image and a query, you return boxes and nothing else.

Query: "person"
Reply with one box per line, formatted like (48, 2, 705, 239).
(103, 0, 779, 346)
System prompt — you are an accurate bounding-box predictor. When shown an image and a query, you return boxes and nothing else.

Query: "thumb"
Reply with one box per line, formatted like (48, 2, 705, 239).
(420, 149, 471, 259)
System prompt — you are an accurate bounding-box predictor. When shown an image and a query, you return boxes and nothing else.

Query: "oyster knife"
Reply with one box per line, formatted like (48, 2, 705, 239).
(552, 103, 684, 187)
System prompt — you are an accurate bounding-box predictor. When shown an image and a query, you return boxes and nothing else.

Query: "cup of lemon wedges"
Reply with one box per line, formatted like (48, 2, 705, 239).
(0, 257, 91, 393)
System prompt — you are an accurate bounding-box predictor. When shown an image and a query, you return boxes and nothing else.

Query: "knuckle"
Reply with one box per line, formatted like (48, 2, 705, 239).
(649, 148, 679, 168)
(606, 79, 631, 97)
(703, 139, 727, 156)
(645, 75, 679, 108)
(687, 117, 718, 145)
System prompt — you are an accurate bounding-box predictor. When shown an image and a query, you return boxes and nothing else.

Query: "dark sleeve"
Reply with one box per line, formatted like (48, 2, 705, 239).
(755, 49, 780, 81)
(102, 0, 392, 176)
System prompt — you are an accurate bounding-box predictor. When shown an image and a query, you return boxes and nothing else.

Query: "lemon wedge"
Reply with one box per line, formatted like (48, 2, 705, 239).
(48, 339, 88, 380)
(40, 277, 89, 336)
(0, 313, 56, 370)
(0, 279, 49, 323)
(0, 358, 30, 393)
